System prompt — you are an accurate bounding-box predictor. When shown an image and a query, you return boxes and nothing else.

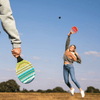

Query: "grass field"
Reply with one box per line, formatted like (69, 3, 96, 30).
(0, 93, 100, 100)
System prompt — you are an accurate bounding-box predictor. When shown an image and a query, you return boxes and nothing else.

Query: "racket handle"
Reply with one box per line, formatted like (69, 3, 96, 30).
(17, 56, 23, 63)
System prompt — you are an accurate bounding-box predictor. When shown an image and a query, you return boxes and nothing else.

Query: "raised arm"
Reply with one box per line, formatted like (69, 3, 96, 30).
(65, 32, 72, 51)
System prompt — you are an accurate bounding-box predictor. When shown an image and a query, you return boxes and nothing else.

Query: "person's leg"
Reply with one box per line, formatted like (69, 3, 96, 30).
(69, 64, 81, 89)
(0, 0, 21, 49)
(69, 64, 85, 97)
(63, 64, 75, 96)
(63, 64, 72, 89)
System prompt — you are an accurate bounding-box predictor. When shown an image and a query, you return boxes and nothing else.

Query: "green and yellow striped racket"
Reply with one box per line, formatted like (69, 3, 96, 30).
(16, 56, 35, 84)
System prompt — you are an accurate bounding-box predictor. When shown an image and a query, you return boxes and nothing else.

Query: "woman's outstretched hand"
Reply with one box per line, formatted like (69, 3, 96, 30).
(12, 48, 21, 58)
(68, 29, 75, 36)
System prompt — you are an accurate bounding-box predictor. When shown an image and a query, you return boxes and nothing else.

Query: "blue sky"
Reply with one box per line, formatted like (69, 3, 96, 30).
(0, 0, 100, 92)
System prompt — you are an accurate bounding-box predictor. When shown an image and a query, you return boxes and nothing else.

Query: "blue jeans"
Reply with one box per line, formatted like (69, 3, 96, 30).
(63, 64, 81, 89)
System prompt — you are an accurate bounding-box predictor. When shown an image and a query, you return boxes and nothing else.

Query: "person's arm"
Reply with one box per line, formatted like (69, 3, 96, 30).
(75, 52, 81, 64)
(65, 33, 71, 51)
(1, 0, 21, 49)
(63, 54, 74, 63)
(1, 19, 21, 49)
(71, 53, 77, 61)
(1, 0, 21, 58)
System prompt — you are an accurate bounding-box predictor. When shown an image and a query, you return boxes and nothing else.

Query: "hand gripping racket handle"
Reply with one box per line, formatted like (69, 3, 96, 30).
(17, 56, 23, 63)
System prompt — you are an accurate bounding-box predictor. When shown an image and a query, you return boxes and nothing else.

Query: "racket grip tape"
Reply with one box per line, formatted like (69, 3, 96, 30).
(17, 56, 23, 63)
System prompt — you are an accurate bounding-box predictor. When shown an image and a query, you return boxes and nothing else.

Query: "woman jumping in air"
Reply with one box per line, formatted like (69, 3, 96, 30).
(63, 29, 85, 98)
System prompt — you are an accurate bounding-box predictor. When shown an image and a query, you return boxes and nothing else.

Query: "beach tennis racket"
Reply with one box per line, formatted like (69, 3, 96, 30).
(71, 26, 78, 34)
(16, 56, 35, 84)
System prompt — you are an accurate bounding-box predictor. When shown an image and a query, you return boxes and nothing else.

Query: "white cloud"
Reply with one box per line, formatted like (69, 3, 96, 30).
(88, 71, 95, 74)
(80, 78, 100, 82)
(3, 68, 16, 71)
(33, 56, 40, 60)
(35, 70, 41, 72)
(80, 78, 87, 81)
(88, 79, 100, 82)
(44, 60, 49, 62)
(0, 77, 12, 80)
(48, 78, 52, 79)
(84, 51, 100, 57)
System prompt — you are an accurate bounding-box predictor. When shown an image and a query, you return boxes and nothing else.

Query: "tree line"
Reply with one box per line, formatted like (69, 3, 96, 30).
(0, 79, 100, 93)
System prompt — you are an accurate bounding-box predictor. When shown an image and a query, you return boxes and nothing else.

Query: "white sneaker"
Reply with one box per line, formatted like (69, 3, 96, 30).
(81, 90, 85, 98)
(70, 88, 75, 96)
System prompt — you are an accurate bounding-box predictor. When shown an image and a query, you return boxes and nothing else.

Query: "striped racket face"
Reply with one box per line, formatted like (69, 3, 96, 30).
(16, 60, 35, 84)
(72, 26, 78, 33)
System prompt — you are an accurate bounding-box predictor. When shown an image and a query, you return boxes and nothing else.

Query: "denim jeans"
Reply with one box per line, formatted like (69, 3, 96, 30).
(63, 64, 81, 89)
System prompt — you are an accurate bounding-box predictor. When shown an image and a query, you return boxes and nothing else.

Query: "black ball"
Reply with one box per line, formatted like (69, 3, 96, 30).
(59, 16, 61, 19)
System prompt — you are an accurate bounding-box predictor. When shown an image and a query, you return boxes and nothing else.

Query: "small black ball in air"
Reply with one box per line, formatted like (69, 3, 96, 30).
(59, 16, 61, 19)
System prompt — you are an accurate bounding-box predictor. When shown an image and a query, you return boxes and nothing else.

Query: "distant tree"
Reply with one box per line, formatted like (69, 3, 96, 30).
(36, 89, 43, 92)
(21, 88, 29, 93)
(0, 79, 20, 92)
(46, 89, 53, 93)
(36, 87, 67, 93)
(0, 82, 6, 92)
(85, 86, 95, 93)
(29, 90, 34, 92)
(94, 89, 100, 93)
(36, 89, 46, 93)
(52, 87, 66, 92)
(85, 86, 100, 93)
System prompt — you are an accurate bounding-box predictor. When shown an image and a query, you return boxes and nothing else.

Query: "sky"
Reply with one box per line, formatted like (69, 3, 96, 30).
(0, 0, 100, 92)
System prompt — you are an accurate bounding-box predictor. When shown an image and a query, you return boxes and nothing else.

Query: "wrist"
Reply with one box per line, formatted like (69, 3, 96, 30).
(70, 32, 72, 34)
(68, 33, 71, 36)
